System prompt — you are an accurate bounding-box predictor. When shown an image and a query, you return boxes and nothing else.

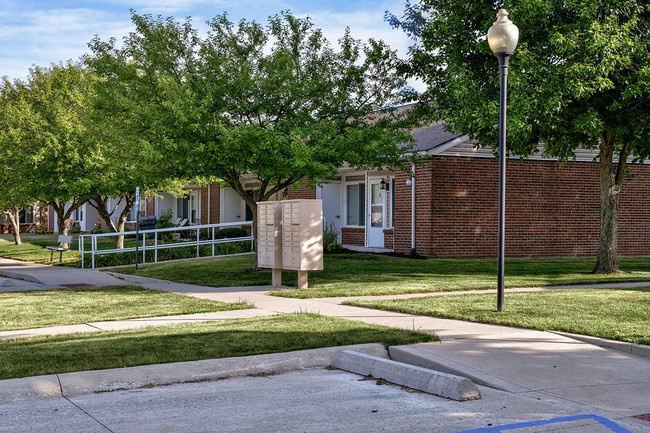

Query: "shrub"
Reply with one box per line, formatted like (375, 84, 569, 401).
(323, 223, 342, 253)
(90, 224, 104, 234)
(325, 242, 344, 253)
(156, 210, 175, 229)
(215, 227, 249, 239)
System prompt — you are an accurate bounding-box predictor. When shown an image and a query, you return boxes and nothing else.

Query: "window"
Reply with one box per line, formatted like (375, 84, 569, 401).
(19, 207, 34, 224)
(346, 183, 365, 226)
(176, 196, 189, 220)
(74, 207, 84, 222)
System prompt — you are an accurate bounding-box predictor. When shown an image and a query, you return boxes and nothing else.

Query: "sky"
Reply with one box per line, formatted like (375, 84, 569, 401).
(0, 0, 416, 83)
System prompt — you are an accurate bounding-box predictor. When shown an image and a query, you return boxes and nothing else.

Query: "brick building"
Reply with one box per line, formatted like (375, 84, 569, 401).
(21, 123, 649, 259)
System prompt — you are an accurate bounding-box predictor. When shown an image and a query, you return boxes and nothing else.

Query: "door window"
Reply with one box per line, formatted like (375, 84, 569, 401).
(370, 183, 383, 228)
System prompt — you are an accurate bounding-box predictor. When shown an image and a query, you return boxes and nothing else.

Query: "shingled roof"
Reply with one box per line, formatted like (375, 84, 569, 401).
(401, 122, 465, 152)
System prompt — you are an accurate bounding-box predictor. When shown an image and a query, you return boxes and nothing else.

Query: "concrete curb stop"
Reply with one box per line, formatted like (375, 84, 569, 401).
(388, 345, 530, 393)
(330, 350, 480, 401)
(0, 343, 389, 402)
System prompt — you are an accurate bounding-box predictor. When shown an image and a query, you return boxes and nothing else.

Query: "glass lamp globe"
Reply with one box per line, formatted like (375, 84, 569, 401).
(487, 9, 519, 56)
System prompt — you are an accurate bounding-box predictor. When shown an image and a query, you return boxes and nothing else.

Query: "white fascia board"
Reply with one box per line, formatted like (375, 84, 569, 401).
(423, 135, 472, 156)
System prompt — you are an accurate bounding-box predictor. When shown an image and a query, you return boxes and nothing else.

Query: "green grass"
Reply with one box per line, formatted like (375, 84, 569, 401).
(0, 233, 83, 266)
(346, 288, 650, 345)
(0, 313, 435, 380)
(0, 286, 251, 331)
(117, 253, 650, 298)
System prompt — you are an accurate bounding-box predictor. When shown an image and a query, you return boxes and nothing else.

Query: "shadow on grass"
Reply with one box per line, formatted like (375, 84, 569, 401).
(0, 313, 435, 380)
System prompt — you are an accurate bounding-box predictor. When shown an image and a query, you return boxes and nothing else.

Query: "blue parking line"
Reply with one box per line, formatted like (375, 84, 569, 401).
(454, 414, 632, 433)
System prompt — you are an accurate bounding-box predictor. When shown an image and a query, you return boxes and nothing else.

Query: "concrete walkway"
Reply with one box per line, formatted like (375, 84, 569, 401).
(1, 258, 650, 432)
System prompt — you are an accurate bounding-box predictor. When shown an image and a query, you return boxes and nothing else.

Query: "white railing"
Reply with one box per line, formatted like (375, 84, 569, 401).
(79, 221, 254, 269)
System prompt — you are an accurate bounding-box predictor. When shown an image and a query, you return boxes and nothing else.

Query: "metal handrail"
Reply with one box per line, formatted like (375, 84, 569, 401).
(80, 221, 254, 269)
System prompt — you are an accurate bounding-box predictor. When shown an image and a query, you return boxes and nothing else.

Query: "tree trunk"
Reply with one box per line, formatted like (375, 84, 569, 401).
(6, 209, 22, 246)
(50, 200, 83, 249)
(592, 133, 629, 274)
(89, 194, 135, 249)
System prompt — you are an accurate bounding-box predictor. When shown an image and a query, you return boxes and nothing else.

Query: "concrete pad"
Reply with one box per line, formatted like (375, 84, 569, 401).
(331, 350, 480, 401)
(56, 343, 389, 397)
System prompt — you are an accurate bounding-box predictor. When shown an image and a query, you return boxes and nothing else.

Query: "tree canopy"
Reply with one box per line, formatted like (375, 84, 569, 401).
(88, 11, 417, 264)
(388, 0, 650, 272)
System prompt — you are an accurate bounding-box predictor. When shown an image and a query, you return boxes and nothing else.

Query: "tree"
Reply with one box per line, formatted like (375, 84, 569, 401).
(88, 11, 417, 266)
(0, 79, 34, 245)
(388, 0, 650, 273)
(0, 64, 105, 239)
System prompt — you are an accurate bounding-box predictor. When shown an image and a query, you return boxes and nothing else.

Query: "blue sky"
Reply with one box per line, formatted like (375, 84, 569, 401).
(0, 0, 414, 82)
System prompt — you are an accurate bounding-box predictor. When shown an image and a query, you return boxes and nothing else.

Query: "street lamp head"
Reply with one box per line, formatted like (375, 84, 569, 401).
(488, 9, 519, 57)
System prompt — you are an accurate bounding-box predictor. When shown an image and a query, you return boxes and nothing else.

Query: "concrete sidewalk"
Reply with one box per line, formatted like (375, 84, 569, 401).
(1, 258, 650, 432)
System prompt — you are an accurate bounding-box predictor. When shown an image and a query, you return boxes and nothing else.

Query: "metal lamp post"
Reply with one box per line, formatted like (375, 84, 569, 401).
(488, 9, 519, 312)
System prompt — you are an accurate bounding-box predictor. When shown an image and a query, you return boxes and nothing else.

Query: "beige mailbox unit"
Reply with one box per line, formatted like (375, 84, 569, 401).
(282, 199, 323, 288)
(257, 199, 323, 289)
(257, 201, 283, 287)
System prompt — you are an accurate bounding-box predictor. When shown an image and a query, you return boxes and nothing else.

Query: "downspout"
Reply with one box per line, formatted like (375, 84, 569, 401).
(411, 164, 416, 256)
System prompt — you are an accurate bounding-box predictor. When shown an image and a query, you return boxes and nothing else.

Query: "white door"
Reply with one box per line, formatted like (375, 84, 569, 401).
(367, 179, 385, 247)
(321, 183, 341, 242)
(221, 188, 243, 222)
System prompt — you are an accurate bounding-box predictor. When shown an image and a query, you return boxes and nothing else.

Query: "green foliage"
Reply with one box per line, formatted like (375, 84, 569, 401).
(394, 0, 650, 160)
(215, 227, 249, 239)
(325, 242, 344, 254)
(90, 224, 104, 234)
(156, 210, 175, 229)
(87, 11, 418, 260)
(83, 242, 251, 268)
(390, 0, 650, 272)
(323, 223, 343, 253)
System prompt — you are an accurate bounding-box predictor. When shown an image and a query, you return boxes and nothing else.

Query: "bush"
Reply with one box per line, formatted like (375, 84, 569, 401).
(156, 210, 175, 229)
(325, 242, 344, 254)
(83, 241, 252, 268)
(323, 223, 342, 253)
(90, 224, 104, 234)
(215, 227, 249, 239)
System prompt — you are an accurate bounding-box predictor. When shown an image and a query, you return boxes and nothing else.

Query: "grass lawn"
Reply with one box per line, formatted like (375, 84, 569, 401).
(346, 287, 650, 345)
(0, 313, 435, 380)
(0, 286, 250, 331)
(0, 233, 83, 266)
(117, 253, 650, 298)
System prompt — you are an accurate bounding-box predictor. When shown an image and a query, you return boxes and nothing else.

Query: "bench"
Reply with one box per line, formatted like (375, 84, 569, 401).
(47, 235, 73, 262)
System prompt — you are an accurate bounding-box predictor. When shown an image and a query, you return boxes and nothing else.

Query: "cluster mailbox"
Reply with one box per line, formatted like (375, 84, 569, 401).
(257, 199, 323, 288)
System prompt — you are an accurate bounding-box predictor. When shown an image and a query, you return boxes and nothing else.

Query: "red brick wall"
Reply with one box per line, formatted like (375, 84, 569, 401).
(287, 182, 316, 200)
(200, 184, 221, 224)
(393, 162, 435, 257)
(342, 227, 365, 246)
(383, 228, 394, 249)
(397, 156, 650, 258)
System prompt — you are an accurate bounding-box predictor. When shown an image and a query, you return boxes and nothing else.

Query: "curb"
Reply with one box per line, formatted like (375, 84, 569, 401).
(388, 344, 530, 393)
(0, 343, 388, 402)
(331, 350, 480, 401)
(550, 331, 650, 358)
(0, 270, 43, 285)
